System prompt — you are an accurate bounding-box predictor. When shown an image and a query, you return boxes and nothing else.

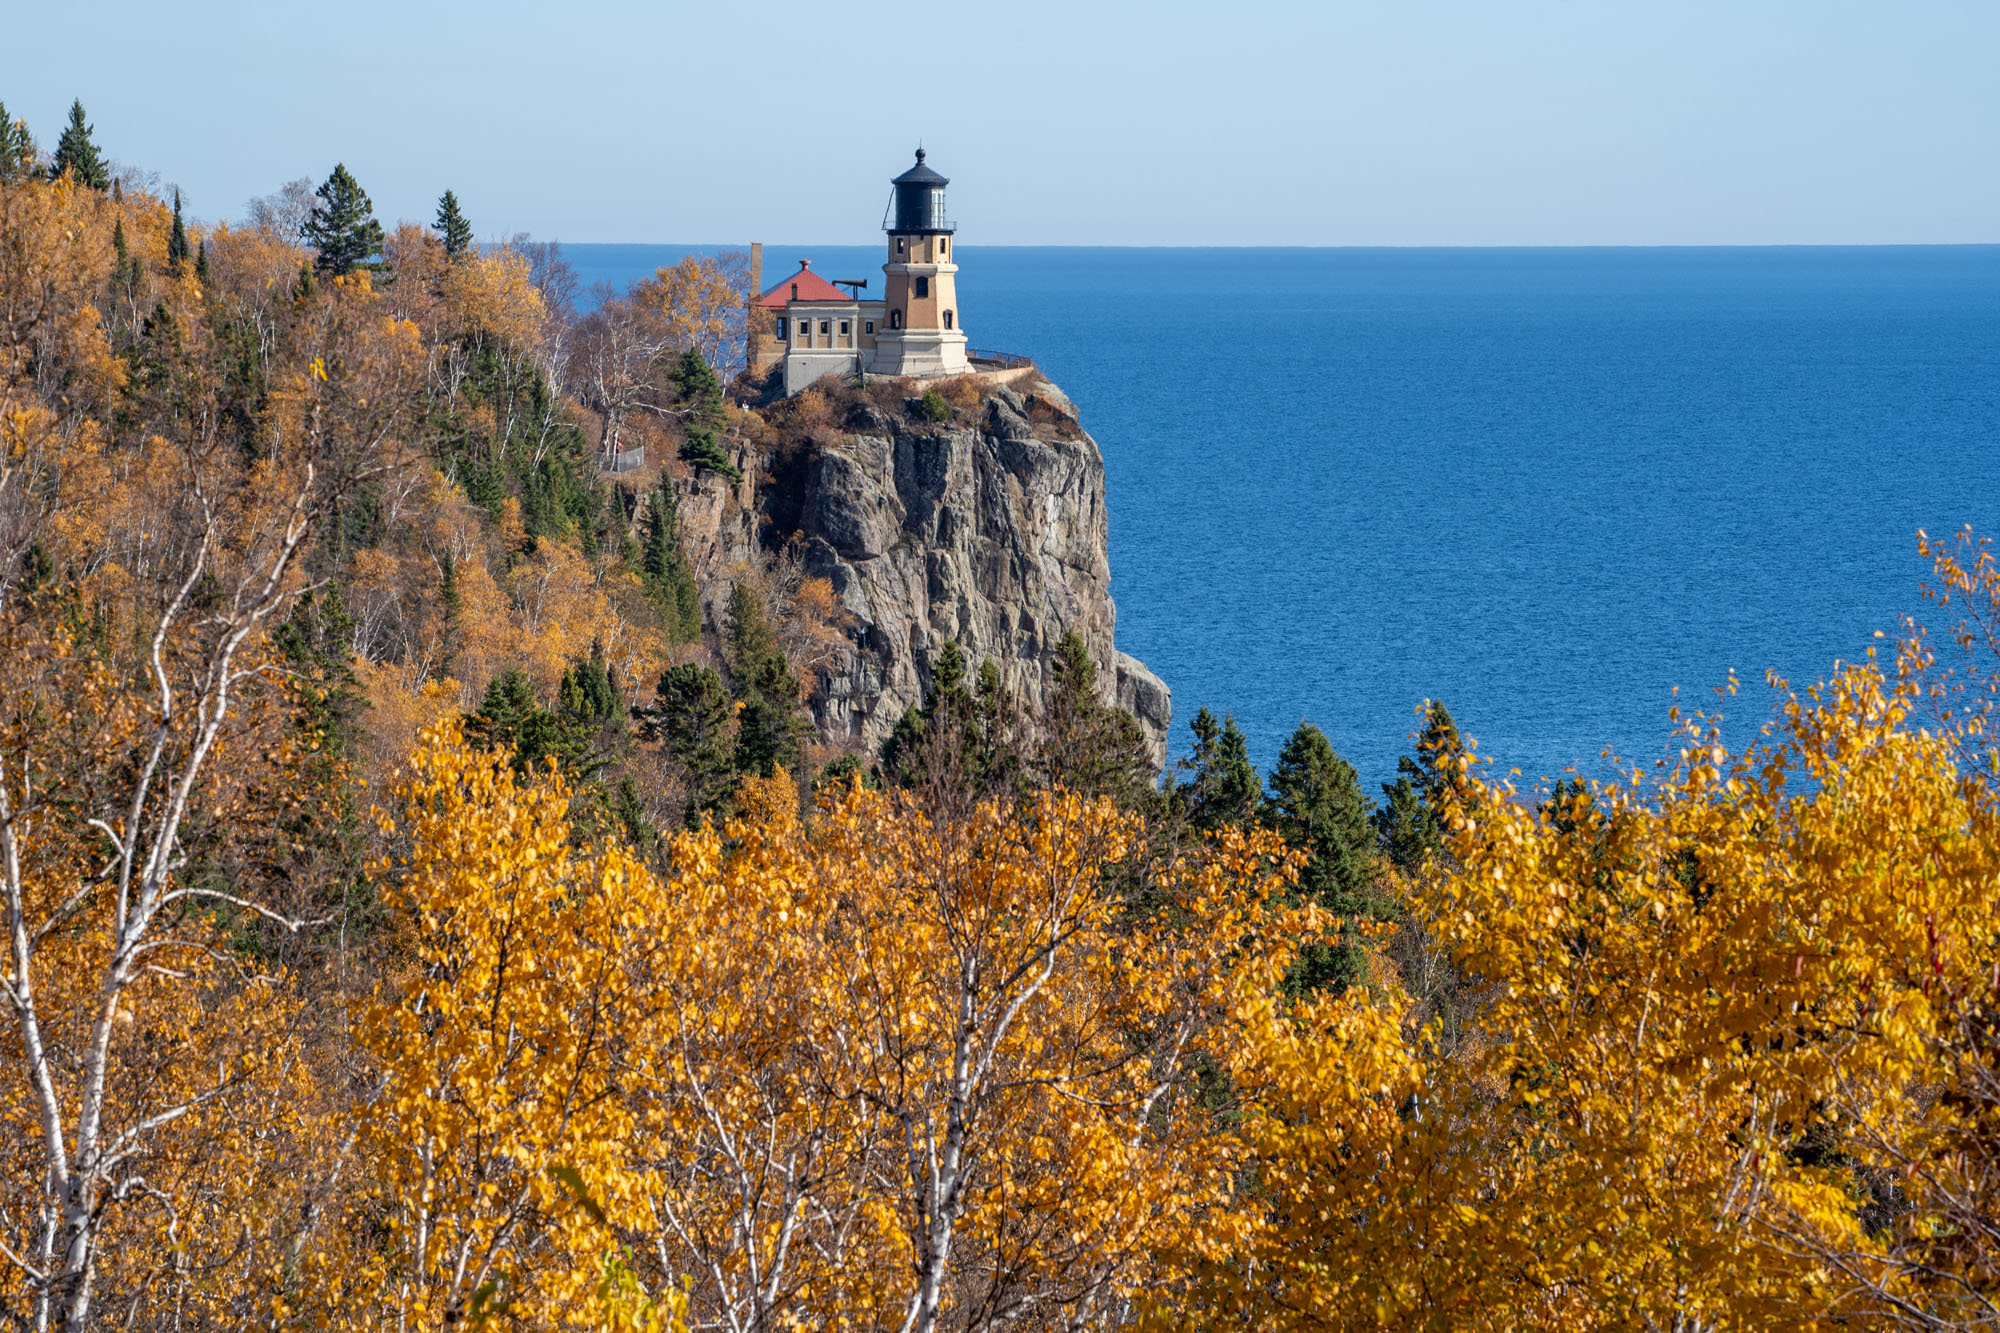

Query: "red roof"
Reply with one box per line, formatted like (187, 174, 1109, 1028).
(754, 259, 852, 308)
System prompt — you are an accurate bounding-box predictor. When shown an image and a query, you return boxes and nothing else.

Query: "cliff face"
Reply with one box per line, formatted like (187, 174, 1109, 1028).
(676, 375, 1171, 765)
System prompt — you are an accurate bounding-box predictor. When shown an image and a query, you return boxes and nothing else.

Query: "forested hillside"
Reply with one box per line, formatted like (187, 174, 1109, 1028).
(5, 103, 2000, 1331)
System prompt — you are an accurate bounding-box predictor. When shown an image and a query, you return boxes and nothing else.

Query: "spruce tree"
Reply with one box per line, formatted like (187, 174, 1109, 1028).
(0, 102, 33, 185)
(303, 163, 384, 276)
(639, 663, 738, 825)
(1034, 631, 1154, 808)
(1180, 707, 1261, 831)
(674, 349, 737, 477)
(48, 100, 107, 190)
(1373, 700, 1465, 875)
(724, 583, 803, 779)
(195, 239, 209, 284)
(433, 188, 473, 261)
(166, 189, 190, 272)
(639, 482, 701, 643)
(1263, 722, 1385, 995)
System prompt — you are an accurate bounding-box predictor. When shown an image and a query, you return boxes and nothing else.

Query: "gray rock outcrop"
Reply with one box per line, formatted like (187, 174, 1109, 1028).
(679, 375, 1170, 766)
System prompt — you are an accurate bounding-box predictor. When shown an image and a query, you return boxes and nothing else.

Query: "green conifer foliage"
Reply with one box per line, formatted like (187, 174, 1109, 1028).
(1263, 721, 1386, 994)
(639, 482, 702, 643)
(1181, 707, 1262, 831)
(0, 102, 33, 184)
(303, 163, 385, 276)
(166, 189, 190, 272)
(639, 662, 738, 825)
(1372, 700, 1464, 875)
(433, 188, 473, 261)
(48, 100, 108, 190)
(674, 349, 738, 478)
(724, 583, 803, 779)
(1034, 631, 1154, 808)
(195, 239, 209, 283)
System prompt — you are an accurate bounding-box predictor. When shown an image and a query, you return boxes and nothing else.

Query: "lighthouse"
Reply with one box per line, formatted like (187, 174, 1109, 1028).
(869, 149, 971, 377)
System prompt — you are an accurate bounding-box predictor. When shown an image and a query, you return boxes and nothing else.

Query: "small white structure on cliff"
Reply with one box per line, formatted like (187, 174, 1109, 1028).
(747, 150, 974, 394)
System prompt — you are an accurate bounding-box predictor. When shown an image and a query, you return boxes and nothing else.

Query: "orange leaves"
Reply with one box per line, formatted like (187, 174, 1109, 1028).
(350, 726, 1306, 1329)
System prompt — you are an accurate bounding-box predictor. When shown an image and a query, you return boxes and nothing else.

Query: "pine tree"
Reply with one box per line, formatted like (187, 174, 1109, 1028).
(639, 482, 701, 643)
(433, 189, 473, 261)
(1373, 700, 1465, 875)
(303, 163, 384, 276)
(48, 100, 107, 190)
(194, 239, 209, 284)
(0, 101, 33, 185)
(166, 189, 190, 273)
(1034, 632, 1155, 808)
(1263, 721, 1385, 995)
(639, 662, 738, 825)
(1180, 707, 1261, 831)
(725, 583, 803, 779)
(880, 640, 990, 787)
(674, 349, 737, 477)
(293, 260, 317, 304)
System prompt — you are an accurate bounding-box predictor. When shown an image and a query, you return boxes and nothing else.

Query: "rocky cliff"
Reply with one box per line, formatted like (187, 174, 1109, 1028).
(674, 373, 1171, 765)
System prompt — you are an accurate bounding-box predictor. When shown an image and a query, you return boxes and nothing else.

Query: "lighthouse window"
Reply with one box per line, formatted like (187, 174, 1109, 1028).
(943, 310, 954, 329)
(915, 276, 930, 298)
(890, 310, 902, 329)
(896, 237, 905, 254)
(864, 320, 874, 334)
(939, 237, 947, 256)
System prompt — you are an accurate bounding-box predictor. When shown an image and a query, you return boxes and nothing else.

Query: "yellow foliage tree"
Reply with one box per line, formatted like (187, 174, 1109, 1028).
(1170, 534, 2000, 1331)
(348, 725, 1308, 1331)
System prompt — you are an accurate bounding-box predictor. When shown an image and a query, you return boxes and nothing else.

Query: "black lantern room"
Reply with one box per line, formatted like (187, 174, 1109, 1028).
(885, 149, 953, 235)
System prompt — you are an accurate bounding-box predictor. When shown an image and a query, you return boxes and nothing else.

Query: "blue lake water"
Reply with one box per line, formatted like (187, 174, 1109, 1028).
(566, 244, 2000, 795)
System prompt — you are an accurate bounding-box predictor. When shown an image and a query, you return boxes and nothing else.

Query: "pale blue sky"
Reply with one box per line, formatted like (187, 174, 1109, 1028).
(5, 0, 1995, 245)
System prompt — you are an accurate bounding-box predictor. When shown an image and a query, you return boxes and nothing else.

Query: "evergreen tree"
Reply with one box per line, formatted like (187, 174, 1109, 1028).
(466, 668, 563, 772)
(293, 260, 317, 304)
(303, 163, 384, 276)
(674, 349, 737, 477)
(1179, 707, 1262, 831)
(639, 662, 738, 825)
(880, 640, 992, 788)
(1034, 631, 1155, 809)
(48, 100, 107, 190)
(0, 101, 33, 185)
(194, 239, 209, 284)
(1373, 700, 1465, 875)
(724, 583, 803, 779)
(433, 188, 473, 261)
(639, 482, 701, 642)
(1263, 721, 1385, 995)
(166, 189, 189, 272)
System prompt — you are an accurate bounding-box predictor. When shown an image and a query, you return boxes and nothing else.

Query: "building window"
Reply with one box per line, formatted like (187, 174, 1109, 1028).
(790, 283, 798, 298)
(839, 320, 850, 335)
(915, 276, 929, 298)
(864, 320, 874, 334)
(896, 237, 905, 254)
(797, 318, 810, 343)
(890, 310, 902, 330)
(939, 237, 947, 256)
(819, 319, 830, 337)
(777, 315, 787, 339)
(943, 310, 954, 329)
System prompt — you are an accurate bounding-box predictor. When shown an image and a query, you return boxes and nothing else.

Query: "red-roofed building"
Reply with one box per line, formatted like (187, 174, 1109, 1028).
(746, 150, 972, 394)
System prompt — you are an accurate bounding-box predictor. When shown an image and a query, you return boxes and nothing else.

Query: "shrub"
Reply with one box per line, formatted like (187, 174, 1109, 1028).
(916, 389, 951, 423)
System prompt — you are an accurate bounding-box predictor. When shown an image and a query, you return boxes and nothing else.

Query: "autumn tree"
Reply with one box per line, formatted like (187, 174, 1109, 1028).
(304, 162, 383, 275)
(47, 99, 106, 189)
